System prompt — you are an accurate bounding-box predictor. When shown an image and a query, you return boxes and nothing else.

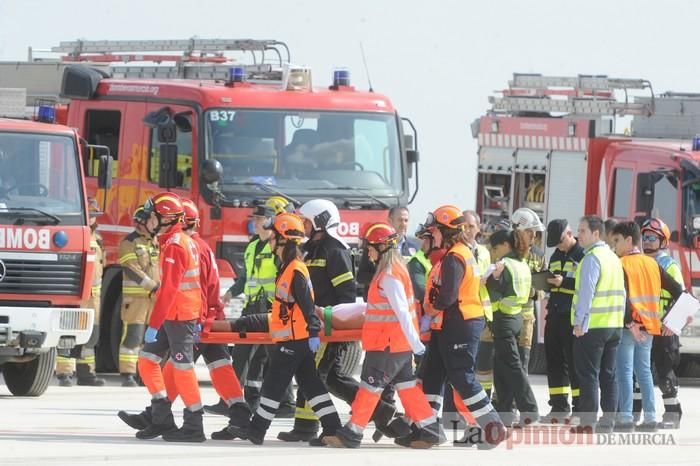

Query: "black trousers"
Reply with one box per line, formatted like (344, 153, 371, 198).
(251, 339, 341, 435)
(573, 327, 622, 428)
(492, 312, 539, 422)
(421, 313, 502, 430)
(544, 312, 579, 412)
(651, 333, 682, 419)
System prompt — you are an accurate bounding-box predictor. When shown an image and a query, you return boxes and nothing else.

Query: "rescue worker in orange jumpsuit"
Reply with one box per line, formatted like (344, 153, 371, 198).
(118, 199, 251, 440)
(227, 212, 342, 445)
(324, 222, 440, 449)
(133, 192, 205, 443)
(416, 205, 507, 450)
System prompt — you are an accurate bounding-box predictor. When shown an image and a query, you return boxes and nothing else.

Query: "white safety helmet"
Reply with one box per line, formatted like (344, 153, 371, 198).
(298, 199, 349, 249)
(511, 207, 545, 232)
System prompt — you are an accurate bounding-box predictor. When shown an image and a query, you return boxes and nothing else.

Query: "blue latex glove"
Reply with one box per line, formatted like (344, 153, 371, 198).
(419, 314, 432, 333)
(308, 336, 321, 353)
(193, 323, 202, 343)
(144, 326, 159, 344)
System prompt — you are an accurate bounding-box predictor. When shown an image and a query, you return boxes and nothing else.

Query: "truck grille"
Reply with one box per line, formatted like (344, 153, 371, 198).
(59, 308, 91, 331)
(0, 252, 83, 295)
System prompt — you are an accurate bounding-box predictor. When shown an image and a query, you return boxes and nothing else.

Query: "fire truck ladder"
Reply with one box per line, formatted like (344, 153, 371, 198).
(489, 73, 655, 117)
(49, 38, 291, 81)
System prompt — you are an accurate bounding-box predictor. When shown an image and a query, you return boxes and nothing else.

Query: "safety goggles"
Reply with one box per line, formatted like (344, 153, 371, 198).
(143, 198, 155, 215)
(642, 234, 659, 243)
(644, 218, 664, 230)
(262, 216, 275, 231)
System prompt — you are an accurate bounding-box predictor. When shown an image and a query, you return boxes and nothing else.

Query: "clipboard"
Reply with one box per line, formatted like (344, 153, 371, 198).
(663, 292, 699, 335)
(531, 270, 555, 291)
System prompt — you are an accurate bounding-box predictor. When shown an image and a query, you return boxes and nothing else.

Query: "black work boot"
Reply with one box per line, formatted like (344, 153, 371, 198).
(163, 408, 206, 443)
(323, 424, 363, 448)
(135, 399, 177, 440)
(57, 374, 73, 387)
(410, 421, 443, 449)
(540, 409, 571, 425)
(76, 364, 105, 386)
(204, 398, 229, 416)
(277, 418, 319, 442)
(118, 406, 152, 430)
(658, 410, 681, 429)
(213, 401, 251, 439)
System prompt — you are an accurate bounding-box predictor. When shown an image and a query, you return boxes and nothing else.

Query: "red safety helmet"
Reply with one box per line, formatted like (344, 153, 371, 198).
(641, 218, 671, 247)
(363, 222, 399, 246)
(265, 212, 305, 242)
(181, 198, 200, 229)
(426, 205, 466, 230)
(145, 192, 184, 222)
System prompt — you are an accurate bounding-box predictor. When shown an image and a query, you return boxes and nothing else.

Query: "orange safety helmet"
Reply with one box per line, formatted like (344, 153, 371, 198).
(363, 222, 399, 246)
(181, 198, 200, 229)
(426, 205, 466, 230)
(265, 212, 305, 242)
(145, 192, 184, 223)
(641, 218, 671, 247)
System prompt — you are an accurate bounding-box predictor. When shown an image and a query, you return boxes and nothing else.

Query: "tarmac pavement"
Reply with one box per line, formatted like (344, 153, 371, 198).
(2, 367, 700, 466)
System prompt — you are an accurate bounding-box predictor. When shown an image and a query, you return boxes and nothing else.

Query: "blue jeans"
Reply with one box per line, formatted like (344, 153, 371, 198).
(616, 328, 655, 423)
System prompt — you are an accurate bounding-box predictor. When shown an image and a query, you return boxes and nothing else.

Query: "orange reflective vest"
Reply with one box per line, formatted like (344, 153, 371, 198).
(163, 232, 202, 322)
(426, 243, 484, 330)
(621, 253, 662, 336)
(269, 258, 314, 342)
(363, 263, 419, 352)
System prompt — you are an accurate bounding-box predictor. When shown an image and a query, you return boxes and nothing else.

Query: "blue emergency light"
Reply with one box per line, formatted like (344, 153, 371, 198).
(37, 105, 56, 123)
(229, 67, 246, 83)
(693, 135, 700, 151)
(333, 69, 351, 87)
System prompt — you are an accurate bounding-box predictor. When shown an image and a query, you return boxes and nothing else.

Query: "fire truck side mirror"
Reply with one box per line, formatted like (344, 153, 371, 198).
(406, 149, 419, 178)
(98, 155, 113, 189)
(158, 144, 179, 188)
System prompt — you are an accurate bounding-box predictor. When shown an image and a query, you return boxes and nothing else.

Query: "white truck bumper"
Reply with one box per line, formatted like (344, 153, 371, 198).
(0, 306, 94, 349)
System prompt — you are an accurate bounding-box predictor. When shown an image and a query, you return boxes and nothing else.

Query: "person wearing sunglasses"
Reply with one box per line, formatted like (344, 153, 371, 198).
(610, 221, 684, 433)
(418, 205, 507, 449)
(641, 218, 686, 429)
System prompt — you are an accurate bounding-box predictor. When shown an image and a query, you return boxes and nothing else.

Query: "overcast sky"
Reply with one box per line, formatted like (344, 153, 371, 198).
(1, 0, 698, 228)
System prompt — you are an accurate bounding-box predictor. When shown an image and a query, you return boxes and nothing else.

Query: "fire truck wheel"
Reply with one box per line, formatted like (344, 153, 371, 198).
(3, 348, 56, 396)
(528, 343, 547, 375)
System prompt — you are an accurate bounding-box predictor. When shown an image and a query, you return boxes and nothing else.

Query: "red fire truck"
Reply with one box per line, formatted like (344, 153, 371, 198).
(472, 74, 700, 375)
(1, 39, 419, 371)
(0, 88, 111, 395)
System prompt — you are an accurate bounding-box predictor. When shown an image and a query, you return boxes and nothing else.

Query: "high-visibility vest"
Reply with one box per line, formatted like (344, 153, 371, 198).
(363, 263, 418, 352)
(269, 259, 314, 342)
(243, 238, 277, 304)
(426, 243, 483, 330)
(572, 244, 625, 329)
(522, 249, 545, 316)
(492, 257, 532, 315)
(621, 253, 662, 336)
(656, 251, 685, 316)
(409, 250, 432, 282)
(474, 243, 493, 322)
(424, 260, 443, 330)
(549, 258, 577, 296)
(163, 232, 202, 321)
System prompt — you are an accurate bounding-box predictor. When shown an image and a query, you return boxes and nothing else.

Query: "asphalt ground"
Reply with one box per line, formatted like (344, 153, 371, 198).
(2, 367, 699, 466)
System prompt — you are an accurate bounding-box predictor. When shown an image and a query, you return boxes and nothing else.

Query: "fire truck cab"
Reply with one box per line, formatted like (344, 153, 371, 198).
(0, 89, 111, 395)
(473, 74, 700, 376)
(1, 39, 419, 371)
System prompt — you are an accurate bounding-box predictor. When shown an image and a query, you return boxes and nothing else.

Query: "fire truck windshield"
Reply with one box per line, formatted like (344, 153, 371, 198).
(204, 109, 403, 203)
(0, 132, 84, 225)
